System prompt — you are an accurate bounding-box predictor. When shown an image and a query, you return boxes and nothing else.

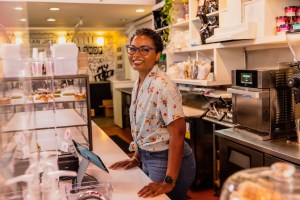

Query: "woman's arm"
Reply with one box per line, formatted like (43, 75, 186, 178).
(138, 117, 186, 198)
(109, 151, 140, 170)
(165, 117, 186, 183)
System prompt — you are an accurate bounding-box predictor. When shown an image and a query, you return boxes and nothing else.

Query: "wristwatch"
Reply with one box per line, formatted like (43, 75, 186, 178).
(164, 176, 176, 185)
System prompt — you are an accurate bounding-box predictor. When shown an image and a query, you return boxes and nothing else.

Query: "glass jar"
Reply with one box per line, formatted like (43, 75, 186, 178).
(220, 162, 300, 200)
(285, 6, 298, 17)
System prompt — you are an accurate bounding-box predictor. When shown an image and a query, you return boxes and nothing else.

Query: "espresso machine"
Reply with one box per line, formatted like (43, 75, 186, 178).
(227, 30, 300, 140)
(228, 68, 295, 140)
(286, 30, 300, 103)
(286, 30, 300, 143)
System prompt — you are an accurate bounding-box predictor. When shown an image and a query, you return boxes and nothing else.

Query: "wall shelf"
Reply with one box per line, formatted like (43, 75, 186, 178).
(172, 78, 231, 86)
(172, 20, 189, 28)
(152, 1, 295, 87)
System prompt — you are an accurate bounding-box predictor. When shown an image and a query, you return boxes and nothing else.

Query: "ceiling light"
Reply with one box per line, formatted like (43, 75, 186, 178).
(20, 18, 26, 22)
(14, 7, 23, 11)
(50, 7, 60, 11)
(47, 18, 56, 22)
(136, 9, 145, 13)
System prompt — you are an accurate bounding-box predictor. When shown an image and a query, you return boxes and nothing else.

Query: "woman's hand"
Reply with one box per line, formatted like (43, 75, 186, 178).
(138, 182, 174, 198)
(109, 158, 139, 170)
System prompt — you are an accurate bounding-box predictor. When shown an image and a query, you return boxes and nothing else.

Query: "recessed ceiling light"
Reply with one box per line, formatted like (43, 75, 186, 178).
(50, 7, 60, 11)
(136, 9, 145, 13)
(14, 7, 23, 11)
(47, 18, 56, 22)
(20, 18, 26, 22)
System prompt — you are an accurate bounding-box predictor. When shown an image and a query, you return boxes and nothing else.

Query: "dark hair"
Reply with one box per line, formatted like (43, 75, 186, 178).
(129, 28, 163, 53)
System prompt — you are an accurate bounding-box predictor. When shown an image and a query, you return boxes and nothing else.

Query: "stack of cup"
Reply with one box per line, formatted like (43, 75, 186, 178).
(45, 58, 54, 76)
(31, 48, 43, 76)
(77, 52, 89, 74)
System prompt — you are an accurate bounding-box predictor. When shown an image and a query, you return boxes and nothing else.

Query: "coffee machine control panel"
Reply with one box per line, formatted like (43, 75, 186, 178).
(235, 70, 258, 88)
(232, 69, 273, 89)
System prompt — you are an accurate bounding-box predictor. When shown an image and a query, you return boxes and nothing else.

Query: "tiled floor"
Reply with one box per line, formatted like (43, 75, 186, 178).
(93, 116, 219, 200)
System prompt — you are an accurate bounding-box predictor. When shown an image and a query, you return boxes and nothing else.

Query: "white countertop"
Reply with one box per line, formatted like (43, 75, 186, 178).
(70, 123, 170, 200)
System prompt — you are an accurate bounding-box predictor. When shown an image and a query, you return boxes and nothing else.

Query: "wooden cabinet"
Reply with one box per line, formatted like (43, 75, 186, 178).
(218, 137, 264, 186)
(214, 128, 300, 194)
(121, 92, 131, 129)
(111, 80, 134, 128)
(185, 117, 214, 189)
(113, 89, 123, 127)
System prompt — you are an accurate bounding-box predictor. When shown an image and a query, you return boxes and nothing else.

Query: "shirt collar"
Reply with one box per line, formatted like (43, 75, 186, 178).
(133, 65, 159, 100)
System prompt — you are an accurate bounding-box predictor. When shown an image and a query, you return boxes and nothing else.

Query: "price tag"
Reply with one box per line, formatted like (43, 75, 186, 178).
(60, 142, 69, 152)
(64, 129, 72, 140)
(15, 133, 26, 144)
(22, 146, 30, 158)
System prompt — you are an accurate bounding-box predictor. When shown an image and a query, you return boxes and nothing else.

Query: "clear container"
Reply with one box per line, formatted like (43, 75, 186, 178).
(65, 181, 113, 200)
(220, 162, 300, 200)
(51, 43, 78, 75)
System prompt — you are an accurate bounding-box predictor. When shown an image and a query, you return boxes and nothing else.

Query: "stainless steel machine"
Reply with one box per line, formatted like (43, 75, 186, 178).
(286, 30, 300, 143)
(228, 68, 295, 140)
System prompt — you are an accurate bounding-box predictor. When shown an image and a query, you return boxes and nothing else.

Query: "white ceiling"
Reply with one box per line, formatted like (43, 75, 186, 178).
(0, 1, 156, 30)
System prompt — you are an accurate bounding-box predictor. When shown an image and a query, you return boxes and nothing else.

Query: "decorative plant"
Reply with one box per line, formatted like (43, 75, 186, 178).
(161, 0, 175, 27)
(161, 0, 175, 44)
(162, 28, 170, 44)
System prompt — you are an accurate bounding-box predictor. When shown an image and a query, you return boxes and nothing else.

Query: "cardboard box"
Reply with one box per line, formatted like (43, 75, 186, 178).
(105, 106, 114, 117)
(102, 99, 113, 117)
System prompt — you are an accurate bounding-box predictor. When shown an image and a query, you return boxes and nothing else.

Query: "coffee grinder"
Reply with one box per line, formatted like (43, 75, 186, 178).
(286, 30, 300, 143)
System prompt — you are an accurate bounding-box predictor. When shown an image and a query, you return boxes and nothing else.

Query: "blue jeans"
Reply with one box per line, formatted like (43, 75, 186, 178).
(138, 142, 196, 200)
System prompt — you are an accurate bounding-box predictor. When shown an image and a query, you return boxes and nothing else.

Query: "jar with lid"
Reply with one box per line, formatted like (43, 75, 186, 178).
(220, 162, 300, 200)
(293, 23, 300, 30)
(277, 24, 291, 35)
(276, 16, 290, 27)
(296, 6, 300, 16)
(285, 6, 298, 17)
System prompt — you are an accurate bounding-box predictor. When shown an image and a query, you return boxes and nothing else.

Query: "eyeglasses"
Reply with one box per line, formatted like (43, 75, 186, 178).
(126, 45, 156, 56)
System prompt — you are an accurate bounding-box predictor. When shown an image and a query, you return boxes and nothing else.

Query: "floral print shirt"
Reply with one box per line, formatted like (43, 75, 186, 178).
(129, 65, 185, 152)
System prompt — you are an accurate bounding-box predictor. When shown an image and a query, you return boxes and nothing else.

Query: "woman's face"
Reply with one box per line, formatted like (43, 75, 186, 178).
(128, 35, 161, 74)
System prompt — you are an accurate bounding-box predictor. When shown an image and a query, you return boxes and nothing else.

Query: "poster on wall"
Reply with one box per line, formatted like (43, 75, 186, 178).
(87, 47, 114, 82)
(74, 33, 115, 82)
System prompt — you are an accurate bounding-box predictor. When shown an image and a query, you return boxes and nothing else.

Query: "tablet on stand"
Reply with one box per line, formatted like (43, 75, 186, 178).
(72, 140, 109, 186)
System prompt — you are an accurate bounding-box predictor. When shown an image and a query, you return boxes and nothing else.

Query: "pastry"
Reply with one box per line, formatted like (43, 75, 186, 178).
(54, 90, 61, 94)
(63, 92, 75, 96)
(11, 95, 22, 99)
(0, 97, 11, 105)
(74, 92, 86, 100)
(230, 180, 284, 200)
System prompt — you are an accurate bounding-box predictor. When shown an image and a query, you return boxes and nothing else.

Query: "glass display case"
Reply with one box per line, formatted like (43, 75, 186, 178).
(220, 162, 300, 200)
(0, 74, 92, 199)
